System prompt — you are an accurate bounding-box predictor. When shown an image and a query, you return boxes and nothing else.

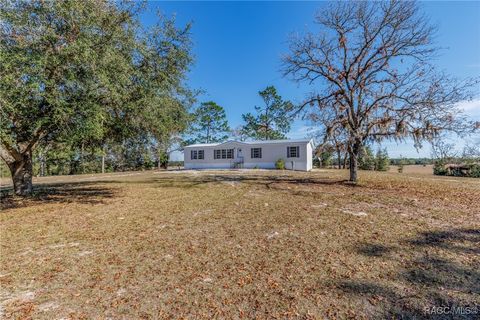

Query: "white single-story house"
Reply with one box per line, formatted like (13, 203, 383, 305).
(184, 139, 314, 171)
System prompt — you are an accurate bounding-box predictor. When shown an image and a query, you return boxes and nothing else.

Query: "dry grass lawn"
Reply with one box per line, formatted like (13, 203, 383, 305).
(1, 169, 479, 319)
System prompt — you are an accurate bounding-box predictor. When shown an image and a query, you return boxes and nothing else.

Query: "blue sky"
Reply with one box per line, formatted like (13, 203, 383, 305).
(143, 1, 480, 158)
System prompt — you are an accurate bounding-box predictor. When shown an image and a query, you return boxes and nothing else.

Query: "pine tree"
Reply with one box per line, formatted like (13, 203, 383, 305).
(358, 146, 375, 170)
(241, 86, 293, 140)
(187, 102, 230, 144)
(375, 148, 390, 171)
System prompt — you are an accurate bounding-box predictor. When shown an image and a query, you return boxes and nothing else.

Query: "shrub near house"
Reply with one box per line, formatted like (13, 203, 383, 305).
(275, 158, 285, 170)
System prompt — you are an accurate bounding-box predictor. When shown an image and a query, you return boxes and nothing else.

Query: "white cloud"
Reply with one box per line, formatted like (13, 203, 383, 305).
(456, 98, 480, 111)
(287, 123, 320, 139)
(456, 98, 480, 119)
(295, 125, 318, 135)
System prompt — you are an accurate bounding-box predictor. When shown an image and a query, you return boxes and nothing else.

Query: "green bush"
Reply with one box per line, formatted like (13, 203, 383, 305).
(158, 151, 169, 169)
(275, 158, 285, 170)
(433, 161, 448, 176)
(397, 157, 407, 173)
(433, 161, 480, 178)
(468, 164, 480, 178)
(319, 151, 333, 168)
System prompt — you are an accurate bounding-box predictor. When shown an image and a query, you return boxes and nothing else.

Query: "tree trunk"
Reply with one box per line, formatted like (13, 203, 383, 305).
(81, 142, 85, 174)
(349, 142, 361, 183)
(337, 150, 342, 169)
(161, 151, 168, 170)
(349, 152, 358, 182)
(40, 154, 45, 177)
(157, 147, 162, 170)
(101, 144, 106, 174)
(158, 148, 168, 170)
(101, 154, 105, 174)
(8, 151, 33, 196)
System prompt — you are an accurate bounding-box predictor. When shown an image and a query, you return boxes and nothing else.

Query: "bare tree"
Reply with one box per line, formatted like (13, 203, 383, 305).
(431, 138, 457, 163)
(331, 129, 349, 169)
(283, 1, 478, 182)
(308, 111, 349, 169)
(462, 141, 480, 162)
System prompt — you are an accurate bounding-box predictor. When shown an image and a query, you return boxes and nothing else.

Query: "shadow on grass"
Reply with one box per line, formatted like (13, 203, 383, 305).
(407, 229, 480, 254)
(356, 243, 394, 257)
(0, 182, 115, 210)
(1, 171, 360, 211)
(144, 173, 353, 192)
(0, 171, 351, 209)
(337, 228, 480, 319)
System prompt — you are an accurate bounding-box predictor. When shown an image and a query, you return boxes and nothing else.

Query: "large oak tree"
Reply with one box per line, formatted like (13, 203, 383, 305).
(0, 0, 192, 195)
(283, 1, 478, 182)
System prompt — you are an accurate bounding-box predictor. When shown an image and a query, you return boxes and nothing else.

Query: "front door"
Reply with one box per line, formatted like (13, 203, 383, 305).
(237, 148, 243, 160)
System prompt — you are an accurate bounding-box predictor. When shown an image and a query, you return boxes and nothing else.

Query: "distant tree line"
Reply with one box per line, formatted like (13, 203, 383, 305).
(2, 0, 479, 196)
(315, 145, 390, 172)
(314, 141, 480, 179)
(389, 158, 433, 166)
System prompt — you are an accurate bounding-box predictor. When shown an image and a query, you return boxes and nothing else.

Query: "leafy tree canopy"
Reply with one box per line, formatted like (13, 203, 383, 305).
(0, 0, 193, 195)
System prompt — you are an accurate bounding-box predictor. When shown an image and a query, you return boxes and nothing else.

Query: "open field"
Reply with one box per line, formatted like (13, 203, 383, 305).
(389, 164, 434, 175)
(1, 169, 479, 319)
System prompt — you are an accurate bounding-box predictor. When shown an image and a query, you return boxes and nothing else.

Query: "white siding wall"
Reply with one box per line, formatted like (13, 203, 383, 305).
(306, 142, 313, 171)
(185, 141, 313, 171)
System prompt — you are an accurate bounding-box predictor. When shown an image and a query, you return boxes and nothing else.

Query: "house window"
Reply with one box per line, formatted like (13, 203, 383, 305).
(191, 150, 204, 160)
(214, 149, 234, 159)
(251, 148, 262, 158)
(287, 146, 299, 158)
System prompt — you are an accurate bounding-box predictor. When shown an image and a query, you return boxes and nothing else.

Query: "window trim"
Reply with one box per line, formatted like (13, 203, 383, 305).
(251, 147, 262, 159)
(191, 149, 204, 160)
(287, 146, 300, 158)
(214, 148, 234, 159)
